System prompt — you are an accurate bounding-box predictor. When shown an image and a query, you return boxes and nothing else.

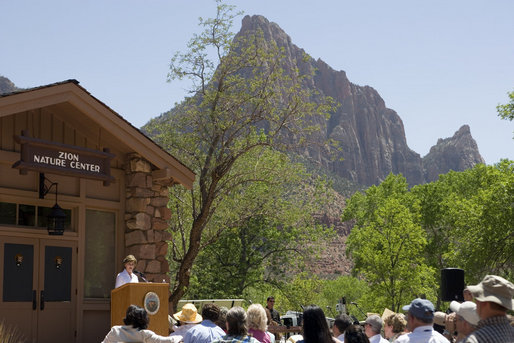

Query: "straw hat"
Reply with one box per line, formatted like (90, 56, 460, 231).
(173, 303, 203, 324)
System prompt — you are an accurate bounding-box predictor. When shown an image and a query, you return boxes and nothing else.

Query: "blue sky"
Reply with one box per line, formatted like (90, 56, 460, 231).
(1, 0, 513, 164)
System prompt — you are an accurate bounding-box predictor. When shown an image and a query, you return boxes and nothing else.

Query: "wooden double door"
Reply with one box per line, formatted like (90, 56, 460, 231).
(0, 236, 77, 343)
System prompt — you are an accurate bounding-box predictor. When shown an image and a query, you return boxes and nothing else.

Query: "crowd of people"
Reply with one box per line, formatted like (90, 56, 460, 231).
(106, 256, 514, 343)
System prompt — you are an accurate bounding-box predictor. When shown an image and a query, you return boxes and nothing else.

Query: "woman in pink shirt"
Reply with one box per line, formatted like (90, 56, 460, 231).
(247, 304, 273, 343)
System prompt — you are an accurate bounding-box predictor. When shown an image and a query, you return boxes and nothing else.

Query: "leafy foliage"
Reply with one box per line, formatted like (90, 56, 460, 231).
(342, 162, 513, 312)
(413, 160, 514, 283)
(184, 151, 334, 299)
(343, 174, 437, 312)
(497, 90, 514, 121)
(144, 0, 334, 310)
(497, 90, 514, 138)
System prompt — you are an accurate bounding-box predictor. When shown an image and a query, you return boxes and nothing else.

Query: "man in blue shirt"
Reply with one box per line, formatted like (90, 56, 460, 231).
(184, 303, 226, 343)
(395, 298, 449, 343)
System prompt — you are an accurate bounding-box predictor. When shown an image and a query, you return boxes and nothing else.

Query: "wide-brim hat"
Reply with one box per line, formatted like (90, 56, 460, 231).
(173, 303, 202, 324)
(467, 275, 514, 310)
(450, 301, 479, 326)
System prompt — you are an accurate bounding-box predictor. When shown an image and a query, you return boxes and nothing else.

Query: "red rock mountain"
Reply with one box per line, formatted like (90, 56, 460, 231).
(238, 15, 484, 186)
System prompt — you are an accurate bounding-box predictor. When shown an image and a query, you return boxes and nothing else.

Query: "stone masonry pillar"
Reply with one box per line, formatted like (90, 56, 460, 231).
(124, 153, 172, 283)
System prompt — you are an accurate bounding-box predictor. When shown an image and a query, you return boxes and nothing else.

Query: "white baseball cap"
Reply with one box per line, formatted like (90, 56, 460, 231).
(449, 301, 479, 326)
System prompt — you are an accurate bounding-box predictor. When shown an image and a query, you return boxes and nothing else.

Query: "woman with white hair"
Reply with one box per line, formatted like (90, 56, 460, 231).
(247, 304, 273, 343)
(212, 307, 260, 343)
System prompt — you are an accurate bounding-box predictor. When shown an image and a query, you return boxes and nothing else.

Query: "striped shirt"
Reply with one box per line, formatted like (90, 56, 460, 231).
(463, 315, 514, 343)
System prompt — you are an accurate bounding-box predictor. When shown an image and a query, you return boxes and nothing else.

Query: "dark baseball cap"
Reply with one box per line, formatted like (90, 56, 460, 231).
(402, 298, 434, 320)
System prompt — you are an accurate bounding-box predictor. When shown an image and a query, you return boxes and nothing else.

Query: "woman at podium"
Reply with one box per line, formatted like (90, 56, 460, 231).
(115, 254, 139, 288)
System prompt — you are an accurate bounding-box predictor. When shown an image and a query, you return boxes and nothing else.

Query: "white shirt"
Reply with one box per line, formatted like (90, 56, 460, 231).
(169, 323, 198, 342)
(115, 269, 139, 288)
(369, 334, 389, 343)
(394, 325, 450, 343)
(102, 325, 175, 343)
(336, 333, 345, 342)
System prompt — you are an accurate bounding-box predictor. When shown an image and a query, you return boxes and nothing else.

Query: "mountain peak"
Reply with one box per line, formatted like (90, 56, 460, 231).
(423, 125, 485, 182)
(235, 15, 484, 186)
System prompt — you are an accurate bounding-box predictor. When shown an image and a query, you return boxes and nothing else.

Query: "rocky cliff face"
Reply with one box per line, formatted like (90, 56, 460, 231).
(422, 125, 485, 182)
(238, 15, 483, 186)
(0, 76, 19, 94)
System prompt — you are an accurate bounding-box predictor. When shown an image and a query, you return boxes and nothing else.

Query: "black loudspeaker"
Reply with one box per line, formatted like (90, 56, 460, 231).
(441, 268, 465, 302)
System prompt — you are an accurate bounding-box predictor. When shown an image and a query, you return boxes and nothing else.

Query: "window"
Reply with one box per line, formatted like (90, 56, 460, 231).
(0, 201, 72, 230)
(0, 202, 16, 225)
(84, 209, 115, 298)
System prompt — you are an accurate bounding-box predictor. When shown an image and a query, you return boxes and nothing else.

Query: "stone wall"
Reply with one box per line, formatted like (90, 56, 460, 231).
(124, 153, 172, 283)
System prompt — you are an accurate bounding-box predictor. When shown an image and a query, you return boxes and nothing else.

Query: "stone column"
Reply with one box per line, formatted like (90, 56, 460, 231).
(125, 153, 172, 283)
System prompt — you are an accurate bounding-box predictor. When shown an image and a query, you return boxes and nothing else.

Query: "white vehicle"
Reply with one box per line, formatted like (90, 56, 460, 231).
(281, 310, 303, 327)
(281, 310, 334, 328)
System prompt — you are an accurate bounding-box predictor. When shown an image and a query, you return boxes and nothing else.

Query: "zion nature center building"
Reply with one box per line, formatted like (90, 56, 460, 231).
(0, 80, 194, 342)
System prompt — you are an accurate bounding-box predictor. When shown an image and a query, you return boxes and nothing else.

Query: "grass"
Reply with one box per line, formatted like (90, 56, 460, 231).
(0, 320, 26, 343)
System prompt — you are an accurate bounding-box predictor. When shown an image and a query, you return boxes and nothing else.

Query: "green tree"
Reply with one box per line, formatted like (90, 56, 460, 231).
(145, 1, 333, 310)
(184, 152, 334, 299)
(497, 90, 514, 121)
(319, 276, 371, 320)
(414, 160, 514, 283)
(342, 174, 436, 312)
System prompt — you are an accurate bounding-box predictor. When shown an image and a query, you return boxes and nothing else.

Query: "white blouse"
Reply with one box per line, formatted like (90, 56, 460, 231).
(115, 269, 139, 288)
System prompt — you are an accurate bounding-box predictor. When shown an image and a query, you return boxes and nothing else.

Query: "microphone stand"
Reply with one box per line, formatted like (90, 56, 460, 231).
(350, 302, 366, 320)
(134, 270, 148, 282)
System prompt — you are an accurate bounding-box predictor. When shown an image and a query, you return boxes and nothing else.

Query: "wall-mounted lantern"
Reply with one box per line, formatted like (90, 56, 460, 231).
(39, 173, 66, 235)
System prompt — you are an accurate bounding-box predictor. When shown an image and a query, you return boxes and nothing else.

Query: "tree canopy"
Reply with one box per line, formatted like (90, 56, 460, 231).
(144, 0, 334, 310)
(342, 161, 513, 312)
(413, 160, 514, 283)
(343, 174, 436, 312)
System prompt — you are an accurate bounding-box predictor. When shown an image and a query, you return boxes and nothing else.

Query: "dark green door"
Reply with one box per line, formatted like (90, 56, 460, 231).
(0, 236, 76, 343)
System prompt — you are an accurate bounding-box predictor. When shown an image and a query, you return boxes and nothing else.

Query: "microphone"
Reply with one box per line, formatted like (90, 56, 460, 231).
(134, 269, 148, 282)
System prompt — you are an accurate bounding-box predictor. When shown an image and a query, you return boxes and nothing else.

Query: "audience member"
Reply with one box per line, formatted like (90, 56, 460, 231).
(344, 325, 370, 343)
(212, 306, 260, 343)
(170, 303, 202, 342)
(333, 314, 353, 342)
(364, 315, 388, 343)
(383, 313, 407, 342)
(216, 306, 229, 332)
(184, 303, 225, 343)
(395, 298, 449, 343)
(247, 304, 273, 343)
(299, 305, 338, 343)
(463, 275, 514, 343)
(449, 301, 479, 343)
(102, 304, 175, 343)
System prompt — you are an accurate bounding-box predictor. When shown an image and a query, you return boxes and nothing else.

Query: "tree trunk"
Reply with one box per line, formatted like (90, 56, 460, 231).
(168, 217, 205, 312)
(168, 181, 217, 312)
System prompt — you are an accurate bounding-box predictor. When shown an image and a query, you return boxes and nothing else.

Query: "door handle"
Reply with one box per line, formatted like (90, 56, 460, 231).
(40, 290, 45, 310)
(32, 290, 37, 310)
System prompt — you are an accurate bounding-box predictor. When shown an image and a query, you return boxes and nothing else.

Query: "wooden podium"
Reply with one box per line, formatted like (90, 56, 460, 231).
(111, 283, 169, 335)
